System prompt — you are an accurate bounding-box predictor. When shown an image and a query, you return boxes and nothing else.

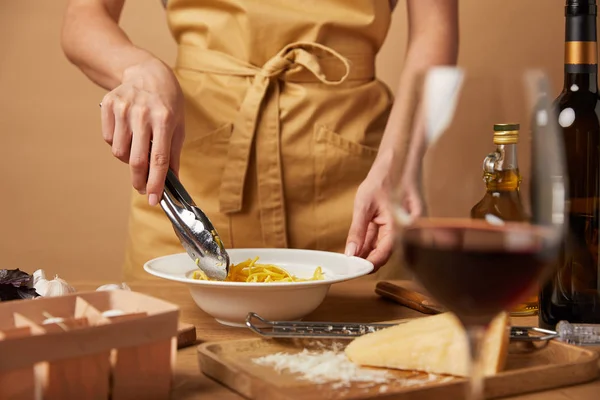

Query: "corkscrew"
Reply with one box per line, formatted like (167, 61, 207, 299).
(246, 313, 600, 345)
(507, 322, 600, 345)
(554, 321, 600, 346)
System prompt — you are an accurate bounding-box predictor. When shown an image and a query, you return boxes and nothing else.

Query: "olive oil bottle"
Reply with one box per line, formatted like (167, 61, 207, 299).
(471, 124, 537, 316)
(471, 124, 529, 223)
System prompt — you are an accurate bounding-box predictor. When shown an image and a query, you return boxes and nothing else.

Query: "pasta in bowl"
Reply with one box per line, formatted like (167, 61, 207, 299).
(143, 248, 374, 327)
(191, 256, 325, 283)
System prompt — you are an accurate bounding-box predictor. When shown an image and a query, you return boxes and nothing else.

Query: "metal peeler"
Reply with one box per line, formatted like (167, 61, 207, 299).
(159, 169, 230, 280)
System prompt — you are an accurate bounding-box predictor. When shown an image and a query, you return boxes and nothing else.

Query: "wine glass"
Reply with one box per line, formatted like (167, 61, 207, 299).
(390, 68, 567, 400)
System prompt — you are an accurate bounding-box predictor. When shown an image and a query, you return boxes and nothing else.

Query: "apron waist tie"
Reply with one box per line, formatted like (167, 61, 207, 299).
(176, 42, 374, 247)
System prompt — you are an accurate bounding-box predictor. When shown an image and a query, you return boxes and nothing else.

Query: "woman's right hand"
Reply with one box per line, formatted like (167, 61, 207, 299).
(100, 57, 185, 207)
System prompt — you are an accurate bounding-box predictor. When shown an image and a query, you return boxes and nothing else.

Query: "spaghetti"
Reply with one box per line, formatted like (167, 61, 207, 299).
(191, 257, 324, 283)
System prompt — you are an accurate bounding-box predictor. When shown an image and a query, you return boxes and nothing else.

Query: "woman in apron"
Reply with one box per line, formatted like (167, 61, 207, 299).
(61, 0, 458, 281)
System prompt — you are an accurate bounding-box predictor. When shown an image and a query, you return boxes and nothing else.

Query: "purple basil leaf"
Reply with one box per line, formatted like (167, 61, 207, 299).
(0, 269, 33, 287)
(17, 286, 40, 300)
(0, 284, 40, 302)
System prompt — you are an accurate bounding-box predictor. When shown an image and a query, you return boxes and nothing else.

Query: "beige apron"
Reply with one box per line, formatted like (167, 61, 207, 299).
(122, 0, 395, 280)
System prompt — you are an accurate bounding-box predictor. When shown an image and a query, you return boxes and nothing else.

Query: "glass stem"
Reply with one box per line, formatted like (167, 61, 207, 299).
(466, 325, 487, 400)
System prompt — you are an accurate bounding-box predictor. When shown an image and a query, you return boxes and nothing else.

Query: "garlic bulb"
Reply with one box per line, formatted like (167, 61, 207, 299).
(96, 282, 131, 292)
(33, 270, 76, 297)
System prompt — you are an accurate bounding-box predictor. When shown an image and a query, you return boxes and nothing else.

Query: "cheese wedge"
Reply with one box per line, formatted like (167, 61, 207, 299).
(345, 312, 509, 377)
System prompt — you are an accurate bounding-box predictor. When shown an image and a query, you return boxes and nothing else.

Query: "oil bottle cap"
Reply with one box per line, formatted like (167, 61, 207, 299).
(493, 123, 519, 145)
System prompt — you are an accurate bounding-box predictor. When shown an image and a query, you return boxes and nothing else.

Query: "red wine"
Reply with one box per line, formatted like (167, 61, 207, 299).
(403, 219, 560, 324)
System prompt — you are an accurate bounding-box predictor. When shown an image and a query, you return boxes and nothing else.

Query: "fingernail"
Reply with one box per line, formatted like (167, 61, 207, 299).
(345, 242, 357, 257)
(138, 189, 146, 195)
(149, 194, 158, 206)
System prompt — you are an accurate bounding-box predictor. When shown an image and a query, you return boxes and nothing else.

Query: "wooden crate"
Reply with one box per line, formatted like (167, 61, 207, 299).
(0, 290, 179, 400)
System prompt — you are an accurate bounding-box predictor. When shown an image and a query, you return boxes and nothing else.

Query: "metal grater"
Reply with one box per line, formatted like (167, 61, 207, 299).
(245, 312, 559, 342)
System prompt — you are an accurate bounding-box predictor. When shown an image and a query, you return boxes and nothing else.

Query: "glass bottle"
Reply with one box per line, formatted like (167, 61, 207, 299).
(471, 124, 536, 316)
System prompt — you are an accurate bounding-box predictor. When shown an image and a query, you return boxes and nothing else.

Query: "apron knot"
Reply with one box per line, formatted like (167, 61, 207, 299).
(259, 42, 351, 85)
(218, 42, 353, 218)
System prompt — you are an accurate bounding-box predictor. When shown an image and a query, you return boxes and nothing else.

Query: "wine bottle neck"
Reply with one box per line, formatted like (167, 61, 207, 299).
(564, 7, 599, 92)
(564, 72, 599, 93)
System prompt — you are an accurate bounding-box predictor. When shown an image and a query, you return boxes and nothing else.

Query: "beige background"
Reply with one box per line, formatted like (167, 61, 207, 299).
(0, 1, 566, 282)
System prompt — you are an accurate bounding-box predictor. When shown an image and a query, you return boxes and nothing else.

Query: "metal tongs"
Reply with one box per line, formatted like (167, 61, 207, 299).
(160, 169, 230, 280)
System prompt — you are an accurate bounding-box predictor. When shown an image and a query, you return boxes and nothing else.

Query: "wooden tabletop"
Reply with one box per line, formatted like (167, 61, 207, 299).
(74, 279, 600, 399)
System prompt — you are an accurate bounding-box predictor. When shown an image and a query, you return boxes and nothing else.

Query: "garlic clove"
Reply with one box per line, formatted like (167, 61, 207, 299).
(34, 275, 76, 297)
(32, 269, 46, 286)
(33, 278, 49, 296)
(96, 283, 132, 292)
(53, 276, 76, 292)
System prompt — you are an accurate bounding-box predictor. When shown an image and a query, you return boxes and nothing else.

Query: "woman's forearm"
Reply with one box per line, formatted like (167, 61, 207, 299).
(371, 40, 457, 180)
(370, 0, 459, 179)
(61, 0, 156, 90)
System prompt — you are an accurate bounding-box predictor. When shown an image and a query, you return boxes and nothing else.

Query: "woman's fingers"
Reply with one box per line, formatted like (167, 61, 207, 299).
(366, 228, 395, 270)
(99, 89, 177, 205)
(169, 122, 185, 176)
(358, 222, 379, 258)
(345, 203, 370, 257)
(356, 217, 395, 270)
(100, 93, 116, 146)
(111, 96, 132, 164)
(146, 103, 174, 206)
(101, 89, 133, 164)
(129, 103, 151, 194)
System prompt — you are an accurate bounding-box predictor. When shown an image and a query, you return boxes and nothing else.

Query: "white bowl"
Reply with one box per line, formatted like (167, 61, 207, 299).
(143, 248, 373, 327)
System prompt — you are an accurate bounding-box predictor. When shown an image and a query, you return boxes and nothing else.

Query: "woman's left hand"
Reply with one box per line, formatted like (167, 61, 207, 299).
(345, 174, 395, 271)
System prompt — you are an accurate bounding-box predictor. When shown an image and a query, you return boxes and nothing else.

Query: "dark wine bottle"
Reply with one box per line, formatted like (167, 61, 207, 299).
(539, 0, 600, 329)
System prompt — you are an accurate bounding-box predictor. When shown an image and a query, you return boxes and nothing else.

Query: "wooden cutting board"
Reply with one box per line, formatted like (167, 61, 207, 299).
(197, 337, 599, 400)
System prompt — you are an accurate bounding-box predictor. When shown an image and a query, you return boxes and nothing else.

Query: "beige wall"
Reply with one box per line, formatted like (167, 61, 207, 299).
(0, 1, 567, 281)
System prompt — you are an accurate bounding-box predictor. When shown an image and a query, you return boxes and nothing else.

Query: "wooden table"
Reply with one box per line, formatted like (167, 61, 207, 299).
(74, 279, 600, 399)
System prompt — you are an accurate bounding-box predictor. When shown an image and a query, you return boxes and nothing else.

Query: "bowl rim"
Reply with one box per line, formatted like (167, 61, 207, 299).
(143, 248, 374, 288)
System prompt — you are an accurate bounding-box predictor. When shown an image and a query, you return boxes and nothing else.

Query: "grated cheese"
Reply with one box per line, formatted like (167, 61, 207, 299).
(252, 344, 452, 390)
(253, 347, 390, 388)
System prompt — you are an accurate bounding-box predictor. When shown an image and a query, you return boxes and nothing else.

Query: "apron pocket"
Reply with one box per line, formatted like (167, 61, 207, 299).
(182, 122, 234, 188)
(314, 125, 379, 252)
(185, 122, 234, 151)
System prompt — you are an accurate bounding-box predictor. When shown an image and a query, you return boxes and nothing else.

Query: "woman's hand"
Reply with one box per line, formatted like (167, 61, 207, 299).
(61, 1, 184, 206)
(345, 169, 423, 271)
(100, 57, 185, 206)
(345, 173, 395, 271)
